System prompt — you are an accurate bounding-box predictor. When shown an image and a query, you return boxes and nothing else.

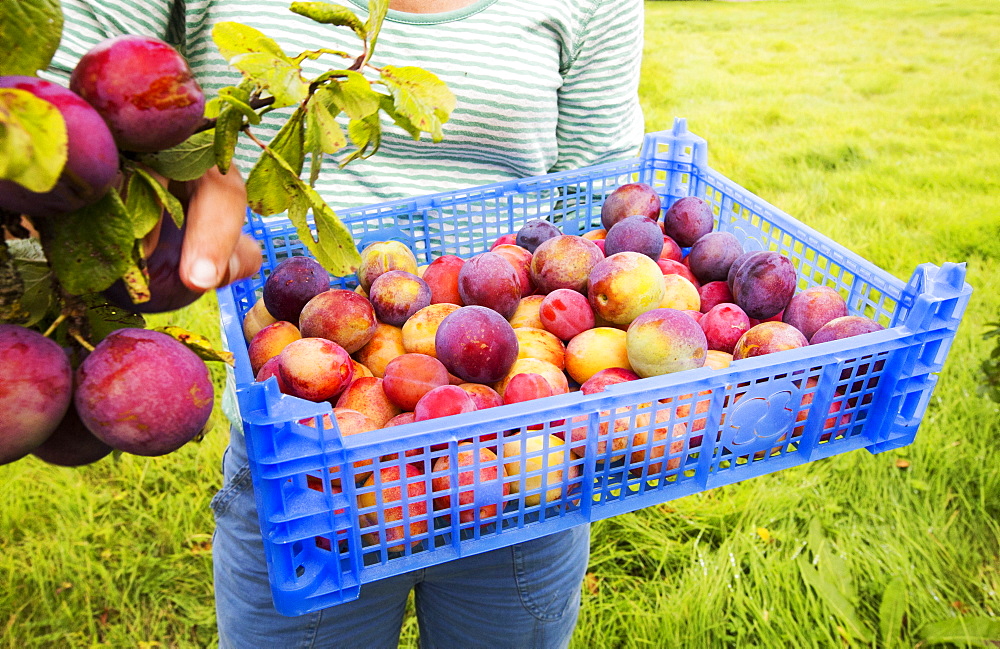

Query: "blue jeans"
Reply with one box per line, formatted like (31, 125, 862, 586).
(212, 427, 590, 649)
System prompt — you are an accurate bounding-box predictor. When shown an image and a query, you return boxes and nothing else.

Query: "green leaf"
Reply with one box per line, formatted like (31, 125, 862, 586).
(0, 0, 63, 76)
(364, 0, 390, 64)
(918, 617, 1000, 647)
(246, 107, 307, 215)
(212, 21, 288, 63)
(0, 89, 68, 192)
(79, 293, 145, 343)
(11, 258, 54, 328)
(379, 66, 455, 142)
(257, 147, 360, 275)
(130, 167, 184, 229)
(796, 553, 874, 643)
(38, 188, 139, 295)
(137, 130, 216, 182)
(124, 172, 164, 239)
(290, 1, 366, 39)
(287, 188, 360, 276)
(344, 112, 381, 165)
(324, 71, 380, 120)
(229, 52, 309, 108)
(879, 577, 908, 647)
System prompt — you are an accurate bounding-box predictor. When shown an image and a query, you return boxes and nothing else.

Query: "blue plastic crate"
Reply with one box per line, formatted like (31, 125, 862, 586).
(218, 118, 972, 616)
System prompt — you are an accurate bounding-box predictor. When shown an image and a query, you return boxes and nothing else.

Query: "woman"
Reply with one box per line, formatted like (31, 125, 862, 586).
(50, 0, 644, 645)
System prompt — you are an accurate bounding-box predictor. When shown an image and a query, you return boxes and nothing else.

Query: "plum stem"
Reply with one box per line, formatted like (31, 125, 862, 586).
(69, 329, 95, 352)
(42, 314, 66, 338)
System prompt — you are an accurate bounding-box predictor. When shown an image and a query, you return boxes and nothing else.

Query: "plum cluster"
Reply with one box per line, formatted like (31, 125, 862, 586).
(0, 35, 205, 219)
(0, 325, 213, 467)
(0, 36, 221, 467)
(241, 183, 884, 550)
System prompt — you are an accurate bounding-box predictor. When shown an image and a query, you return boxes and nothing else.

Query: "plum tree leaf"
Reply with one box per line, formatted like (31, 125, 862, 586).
(364, 0, 390, 65)
(212, 21, 289, 62)
(247, 107, 306, 215)
(378, 93, 421, 140)
(213, 82, 256, 174)
(324, 71, 380, 120)
(379, 66, 455, 142)
(124, 172, 163, 239)
(305, 92, 346, 185)
(129, 167, 185, 230)
(137, 130, 216, 182)
(37, 189, 139, 295)
(79, 293, 146, 343)
(260, 146, 360, 275)
(11, 258, 54, 328)
(0, 0, 63, 76)
(0, 89, 67, 192)
(154, 325, 235, 366)
(344, 112, 381, 165)
(290, 1, 366, 39)
(228, 52, 309, 108)
(287, 189, 360, 276)
(217, 84, 261, 124)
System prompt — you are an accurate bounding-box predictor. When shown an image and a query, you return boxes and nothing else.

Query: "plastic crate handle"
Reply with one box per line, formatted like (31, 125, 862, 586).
(866, 262, 971, 454)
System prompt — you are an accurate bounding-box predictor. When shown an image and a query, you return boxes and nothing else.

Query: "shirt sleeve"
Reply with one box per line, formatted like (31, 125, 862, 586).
(549, 0, 646, 173)
(43, 0, 185, 85)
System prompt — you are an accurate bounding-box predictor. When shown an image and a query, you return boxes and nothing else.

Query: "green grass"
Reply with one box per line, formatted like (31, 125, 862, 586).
(3, 1, 999, 646)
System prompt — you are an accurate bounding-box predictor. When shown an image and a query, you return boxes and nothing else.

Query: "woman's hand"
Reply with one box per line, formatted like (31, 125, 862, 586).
(175, 166, 262, 291)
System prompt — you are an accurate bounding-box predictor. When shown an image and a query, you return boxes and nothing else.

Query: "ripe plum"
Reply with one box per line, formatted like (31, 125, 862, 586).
(0, 76, 118, 217)
(0, 325, 74, 464)
(74, 328, 213, 456)
(70, 35, 205, 152)
(262, 256, 331, 323)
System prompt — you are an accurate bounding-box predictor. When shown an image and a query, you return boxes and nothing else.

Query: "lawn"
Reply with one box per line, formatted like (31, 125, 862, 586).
(2, 0, 998, 647)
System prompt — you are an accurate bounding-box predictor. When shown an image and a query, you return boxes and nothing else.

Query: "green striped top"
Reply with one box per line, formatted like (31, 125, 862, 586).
(48, 0, 645, 212)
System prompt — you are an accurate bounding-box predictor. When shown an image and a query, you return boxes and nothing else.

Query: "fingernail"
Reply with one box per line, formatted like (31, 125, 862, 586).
(188, 258, 219, 290)
(226, 252, 241, 285)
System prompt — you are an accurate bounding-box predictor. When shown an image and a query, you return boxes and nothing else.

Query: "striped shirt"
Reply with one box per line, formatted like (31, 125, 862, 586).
(48, 0, 645, 212)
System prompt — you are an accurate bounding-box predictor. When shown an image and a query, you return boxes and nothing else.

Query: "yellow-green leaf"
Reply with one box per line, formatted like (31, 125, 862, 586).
(0, 89, 67, 192)
(154, 325, 235, 366)
(324, 71, 380, 120)
(229, 52, 309, 108)
(306, 92, 346, 186)
(290, 1, 366, 39)
(0, 0, 63, 76)
(217, 84, 261, 125)
(344, 112, 381, 165)
(364, 0, 390, 64)
(378, 92, 420, 140)
(307, 91, 347, 155)
(212, 21, 288, 63)
(379, 65, 455, 142)
(246, 107, 306, 215)
(261, 150, 360, 275)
